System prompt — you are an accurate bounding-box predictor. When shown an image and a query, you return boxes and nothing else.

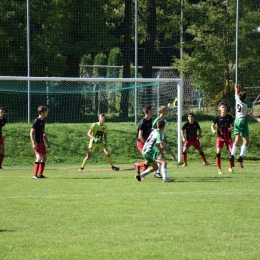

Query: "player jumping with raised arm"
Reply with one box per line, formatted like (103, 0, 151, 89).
(78, 113, 119, 171)
(229, 85, 260, 168)
(211, 102, 234, 174)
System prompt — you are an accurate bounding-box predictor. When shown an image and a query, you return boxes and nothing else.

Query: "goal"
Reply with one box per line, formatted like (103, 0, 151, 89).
(0, 76, 183, 161)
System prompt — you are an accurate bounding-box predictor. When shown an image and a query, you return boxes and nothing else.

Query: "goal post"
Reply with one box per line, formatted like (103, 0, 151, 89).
(0, 76, 183, 162)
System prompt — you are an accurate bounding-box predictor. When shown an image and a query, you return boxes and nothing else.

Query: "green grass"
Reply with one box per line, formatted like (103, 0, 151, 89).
(1, 162, 260, 260)
(1, 121, 260, 259)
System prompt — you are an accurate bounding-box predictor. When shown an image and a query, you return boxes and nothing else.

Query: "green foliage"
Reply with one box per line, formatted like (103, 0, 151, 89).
(93, 53, 107, 77)
(107, 47, 123, 77)
(80, 54, 93, 76)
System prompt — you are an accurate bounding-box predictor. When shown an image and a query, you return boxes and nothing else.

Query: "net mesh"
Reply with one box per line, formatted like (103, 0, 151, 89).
(0, 78, 183, 123)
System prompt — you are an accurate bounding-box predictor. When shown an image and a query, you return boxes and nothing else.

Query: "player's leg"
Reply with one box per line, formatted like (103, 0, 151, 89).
(157, 158, 173, 182)
(227, 139, 234, 172)
(134, 141, 148, 173)
(78, 148, 94, 171)
(216, 147, 222, 174)
(137, 161, 158, 181)
(0, 141, 4, 169)
(103, 148, 119, 171)
(195, 141, 208, 165)
(237, 136, 249, 168)
(154, 152, 163, 178)
(182, 142, 189, 166)
(33, 153, 43, 179)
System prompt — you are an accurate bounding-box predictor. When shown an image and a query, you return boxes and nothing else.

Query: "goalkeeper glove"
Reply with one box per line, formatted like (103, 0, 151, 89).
(92, 137, 100, 143)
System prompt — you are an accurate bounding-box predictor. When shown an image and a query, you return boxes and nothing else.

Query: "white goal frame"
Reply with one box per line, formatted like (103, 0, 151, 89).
(0, 76, 183, 162)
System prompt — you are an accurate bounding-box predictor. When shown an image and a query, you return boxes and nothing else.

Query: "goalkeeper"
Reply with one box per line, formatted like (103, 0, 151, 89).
(78, 113, 119, 171)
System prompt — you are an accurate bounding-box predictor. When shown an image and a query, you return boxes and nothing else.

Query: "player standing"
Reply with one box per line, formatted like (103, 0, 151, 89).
(0, 107, 7, 170)
(211, 102, 234, 174)
(181, 112, 209, 166)
(229, 85, 260, 168)
(134, 105, 153, 178)
(78, 113, 119, 171)
(30, 106, 50, 179)
(135, 120, 176, 182)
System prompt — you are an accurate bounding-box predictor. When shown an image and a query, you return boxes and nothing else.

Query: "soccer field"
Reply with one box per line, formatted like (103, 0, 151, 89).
(1, 162, 260, 260)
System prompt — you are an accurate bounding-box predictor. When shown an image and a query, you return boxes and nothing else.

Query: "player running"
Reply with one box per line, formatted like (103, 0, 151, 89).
(181, 112, 209, 166)
(134, 105, 153, 178)
(229, 85, 260, 168)
(78, 113, 119, 171)
(30, 106, 50, 179)
(135, 120, 176, 182)
(211, 102, 234, 174)
(0, 107, 7, 170)
(152, 105, 169, 178)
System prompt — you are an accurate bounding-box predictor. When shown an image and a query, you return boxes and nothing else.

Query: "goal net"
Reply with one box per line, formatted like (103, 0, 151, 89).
(0, 76, 183, 161)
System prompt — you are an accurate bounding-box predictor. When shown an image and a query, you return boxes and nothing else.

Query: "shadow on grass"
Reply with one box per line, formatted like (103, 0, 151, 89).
(51, 176, 115, 180)
(0, 230, 15, 232)
(174, 176, 234, 182)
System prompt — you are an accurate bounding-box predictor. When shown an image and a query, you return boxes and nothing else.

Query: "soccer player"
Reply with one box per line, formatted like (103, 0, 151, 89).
(135, 120, 176, 182)
(134, 105, 153, 178)
(211, 102, 234, 174)
(78, 113, 119, 171)
(181, 112, 209, 166)
(229, 85, 260, 168)
(30, 106, 50, 179)
(152, 105, 169, 178)
(0, 107, 7, 170)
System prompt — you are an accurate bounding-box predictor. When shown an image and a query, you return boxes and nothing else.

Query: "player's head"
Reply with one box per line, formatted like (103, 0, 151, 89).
(0, 107, 4, 118)
(143, 105, 153, 116)
(159, 106, 168, 116)
(187, 112, 195, 122)
(157, 119, 165, 130)
(98, 113, 106, 123)
(218, 102, 227, 113)
(37, 106, 48, 116)
(238, 91, 247, 102)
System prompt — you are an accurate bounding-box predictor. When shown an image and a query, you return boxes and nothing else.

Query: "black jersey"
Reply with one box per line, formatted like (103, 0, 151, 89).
(213, 114, 234, 138)
(0, 117, 7, 138)
(182, 121, 201, 141)
(32, 117, 45, 143)
(136, 118, 153, 142)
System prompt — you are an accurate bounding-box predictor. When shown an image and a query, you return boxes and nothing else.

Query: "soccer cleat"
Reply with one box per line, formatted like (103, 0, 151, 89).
(181, 163, 188, 167)
(162, 178, 174, 182)
(228, 168, 233, 173)
(229, 155, 234, 163)
(154, 172, 162, 178)
(32, 175, 39, 179)
(38, 175, 47, 178)
(237, 156, 244, 168)
(203, 162, 210, 166)
(218, 169, 222, 175)
(135, 174, 141, 181)
(0, 166, 4, 170)
(111, 166, 119, 171)
(78, 167, 84, 171)
(134, 163, 141, 174)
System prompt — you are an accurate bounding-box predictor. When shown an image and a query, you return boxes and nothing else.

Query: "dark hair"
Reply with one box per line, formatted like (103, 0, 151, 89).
(218, 102, 227, 108)
(98, 113, 105, 117)
(37, 106, 48, 115)
(0, 107, 4, 111)
(188, 112, 195, 117)
(157, 120, 165, 129)
(143, 105, 152, 114)
(238, 91, 247, 102)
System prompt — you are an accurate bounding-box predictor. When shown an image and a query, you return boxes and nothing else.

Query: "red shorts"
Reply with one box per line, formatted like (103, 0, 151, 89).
(137, 141, 144, 154)
(184, 140, 201, 150)
(0, 137, 4, 145)
(35, 143, 46, 155)
(216, 137, 233, 150)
